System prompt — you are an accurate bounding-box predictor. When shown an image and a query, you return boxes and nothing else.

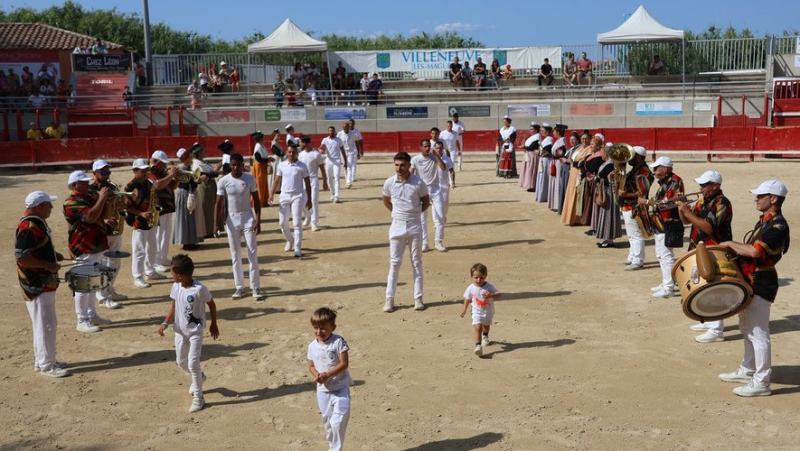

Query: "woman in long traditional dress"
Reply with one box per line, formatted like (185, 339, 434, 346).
(561, 132, 593, 225)
(578, 135, 606, 230)
(497, 116, 517, 177)
(191, 143, 217, 239)
(594, 150, 623, 248)
(547, 125, 568, 211)
(535, 123, 553, 202)
(250, 130, 272, 208)
(173, 148, 201, 249)
(557, 133, 580, 215)
(519, 122, 541, 191)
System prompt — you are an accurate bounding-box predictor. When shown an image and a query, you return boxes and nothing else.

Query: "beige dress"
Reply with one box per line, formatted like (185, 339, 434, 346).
(561, 145, 593, 225)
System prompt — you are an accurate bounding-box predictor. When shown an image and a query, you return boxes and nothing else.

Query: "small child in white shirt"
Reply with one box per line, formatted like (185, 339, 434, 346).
(460, 263, 502, 356)
(157, 254, 219, 413)
(307, 307, 352, 451)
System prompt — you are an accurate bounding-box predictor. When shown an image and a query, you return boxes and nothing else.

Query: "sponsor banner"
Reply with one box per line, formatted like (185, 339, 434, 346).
(387, 107, 429, 119)
(507, 104, 551, 117)
(324, 107, 367, 120)
(207, 110, 250, 123)
(331, 46, 562, 75)
(281, 108, 307, 121)
(264, 110, 281, 121)
(636, 102, 683, 116)
(693, 102, 713, 112)
(448, 105, 491, 118)
(568, 103, 614, 116)
(73, 54, 133, 72)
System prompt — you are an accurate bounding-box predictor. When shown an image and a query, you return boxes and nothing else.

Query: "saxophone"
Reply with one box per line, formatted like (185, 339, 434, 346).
(105, 181, 133, 236)
(147, 178, 162, 228)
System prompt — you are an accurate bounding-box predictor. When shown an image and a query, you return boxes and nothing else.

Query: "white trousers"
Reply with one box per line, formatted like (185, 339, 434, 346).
(303, 177, 321, 226)
(156, 212, 174, 266)
(280, 192, 305, 251)
(622, 210, 645, 265)
(420, 189, 446, 245)
(345, 150, 358, 184)
(654, 233, 676, 287)
(26, 291, 58, 371)
(326, 162, 342, 198)
(100, 234, 122, 299)
(226, 212, 261, 291)
(175, 331, 204, 397)
(386, 219, 424, 300)
(738, 295, 772, 386)
(316, 387, 351, 451)
(74, 252, 101, 323)
(439, 187, 451, 218)
(131, 227, 157, 279)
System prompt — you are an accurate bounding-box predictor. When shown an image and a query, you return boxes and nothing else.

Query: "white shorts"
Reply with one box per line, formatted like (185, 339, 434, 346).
(471, 311, 493, 326)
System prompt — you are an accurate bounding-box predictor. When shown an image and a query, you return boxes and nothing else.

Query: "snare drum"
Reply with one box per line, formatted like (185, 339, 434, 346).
(65, 264, 112, 293)
(671, 244, 753, 322)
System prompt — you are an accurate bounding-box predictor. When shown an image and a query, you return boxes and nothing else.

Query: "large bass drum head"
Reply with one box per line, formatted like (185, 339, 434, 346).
(683, 281, 752, 322)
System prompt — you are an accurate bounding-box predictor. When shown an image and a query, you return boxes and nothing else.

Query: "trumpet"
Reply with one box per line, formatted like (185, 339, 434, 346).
(176, 167, 202, 183)
(657, 191, 702, 208)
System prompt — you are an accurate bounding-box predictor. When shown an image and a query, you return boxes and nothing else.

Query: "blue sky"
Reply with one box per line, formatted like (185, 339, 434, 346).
(11, 0, 800, 46)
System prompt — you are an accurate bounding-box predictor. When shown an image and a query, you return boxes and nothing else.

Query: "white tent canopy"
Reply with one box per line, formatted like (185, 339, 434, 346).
(597, 5, 683, 44)
(248, 18, 328, 53)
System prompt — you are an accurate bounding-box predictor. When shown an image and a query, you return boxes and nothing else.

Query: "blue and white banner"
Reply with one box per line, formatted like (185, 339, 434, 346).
(324, 107, 367, 120)
(636, 102, 683, 116)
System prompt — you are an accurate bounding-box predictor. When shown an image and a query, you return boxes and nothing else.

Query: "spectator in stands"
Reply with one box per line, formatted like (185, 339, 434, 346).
(218, 61, 232, 84)
(563, 54, 577, 86)
(26, 122, 42, 140)
(291, 62, 306, 91)
(449, 57, 463, 88)
(45, 122, 66, 140)
(56, 79, 69, 106)
(473, 57, 487, 88)
(577, 52, 593, 85)
(123, 86, 134, 108)
(21, 67, 33, 86)
(648, 55, 665, 75)
(305, 75, 318, 106)
(360, 73, 370, 105)
(461, 61, 473, 88)
(91, 39, 108, 55)
(307, 62, 320, 83)
(208, 64, 220, 93)
(187, 79, 202, 109)
(273, 74, 286, 108)
(321, 61, 330, 80)
(538, 58, 554, 87)
(0, 70, 8, 98)
(72, 43, 84, 54)
(345, 73, 358, 106)
(490, 59, 501, 88)
(334, 61, 347, 92)
(37, 64, 57, 83)
(230, 69, 240, 92)
(136, 60, 147, 87)
(6, 68, 20, 96)
(318, 70, 331, 105)
(198, 66, 210, 93)
(503, 64, 514, 80)
(367, 73, 383, 105)
(28, 90, 46, 110)
(67, 84, 76, 107)
(39, 79, 55, 98)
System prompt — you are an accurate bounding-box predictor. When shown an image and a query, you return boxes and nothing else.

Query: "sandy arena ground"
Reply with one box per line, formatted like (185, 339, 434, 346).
(1, 155, 800, 450)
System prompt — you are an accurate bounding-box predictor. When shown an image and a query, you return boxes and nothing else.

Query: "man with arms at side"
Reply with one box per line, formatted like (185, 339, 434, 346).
(149, 150, 179, 273)
(563, 54, 577, 86)
(270, 144, 313, 258)
(338, 121, 359, 189)
(298, 135, 328, 232)
(320, 126, 347, 203)
(348, 119, 364, 180)
(438, 121, 460, 188)
(451, 113, 466, 171)
(412, 138, 447, 253)
(449, 57, 463, 88)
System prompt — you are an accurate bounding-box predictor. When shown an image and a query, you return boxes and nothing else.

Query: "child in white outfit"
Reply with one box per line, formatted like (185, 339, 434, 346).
(158, 254, 219, 413)
(307, 307, 352, 451)
(460, 263, 502, 356)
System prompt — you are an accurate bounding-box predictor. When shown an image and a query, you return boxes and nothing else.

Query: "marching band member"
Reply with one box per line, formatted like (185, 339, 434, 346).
(173, 148, 202, 250)
(17, 191, 69, 377)
(125, 159, 160, 289)
(639, 157, 684, 298)
(63, 170, 112, 332)
(676, 170, 733, 343)
(617, 146, 653, 271)
(718, 180, 790, 397)
(89, 159, 127, 308)
(270, 143, 313, 258)
(149, 150, 179, 273)
(298, 135, 328, 232)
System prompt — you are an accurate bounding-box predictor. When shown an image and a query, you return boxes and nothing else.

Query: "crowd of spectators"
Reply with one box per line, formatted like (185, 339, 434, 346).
(0, 63, 75, 111)
(269, 62, 383, 108)
(26, 120, 66, 140)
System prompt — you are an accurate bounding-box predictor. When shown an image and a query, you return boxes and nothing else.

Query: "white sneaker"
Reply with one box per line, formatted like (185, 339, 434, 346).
(481, 336, 490, 347)
(40, 367, 70, 378)
(346, 183, 352, 189)
(303, 217, 311, 227)
(690, 323, 711, 331)
(284, 241, 292, 252)
(414, 298, 425, 311)
(651, 289, 673, 299)
(458, 164, 462, 172)
(651, 284, 665, 292)
(231, 288, 247, 300)
(189, 396, 205, 413)
(133, 278, 151, 288)
(253, 289, 267, 301)
(624, 263, 644, 271)
(434, 242, 447, 252)
(474, 344, 483, 356)
(733, 381, 771, 397)
(91, 315, 112, 325)
(330, 195, 336, 202)
(719, 368, 754, 384)
(189, 372, 208, 395)
(422, 243, 431, 253)
(76, 322, 100, 333)
(154, 264, 171, 273)
(695, 331, 724, 343)
(99, 299, 121, 309)
(294, 250, 302, 258)
(311, 224, 320, 232)
(110, 292, 128, 301)
(383, 298, 395, 313)
(36, 361, 68, 372)
(334, 197, 340, 203)
(147, 272, 167, 280)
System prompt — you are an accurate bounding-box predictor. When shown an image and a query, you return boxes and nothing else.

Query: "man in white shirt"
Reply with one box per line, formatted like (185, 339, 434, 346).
(337, 121, 359, 189)
(298, 135, 328, 231)
(432, 140, 454, 219)
(270, 144, 312, 257)
(411, 139, 448, 252)
(214, 153, 267, 301)
(348, 118, 364, 179)
(382, 151, 430, 313)
(438, 121, 461, 188)
(451, 112, 466, 171)
(320, 126, 347, 203)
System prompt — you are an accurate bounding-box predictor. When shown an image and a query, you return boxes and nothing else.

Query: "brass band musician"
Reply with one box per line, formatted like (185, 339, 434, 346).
(617, 146, 653, 271)
(149, 150, 179, 273)
(126, 159, 162, 288)
(89, 159, 128, 308)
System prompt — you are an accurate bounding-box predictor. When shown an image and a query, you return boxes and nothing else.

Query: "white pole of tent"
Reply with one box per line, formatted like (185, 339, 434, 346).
(682, 39, 686, 98)
(326, 50, 333, 104)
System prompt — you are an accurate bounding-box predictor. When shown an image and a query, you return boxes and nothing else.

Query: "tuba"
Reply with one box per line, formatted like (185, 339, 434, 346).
(608, 143, 634, 204)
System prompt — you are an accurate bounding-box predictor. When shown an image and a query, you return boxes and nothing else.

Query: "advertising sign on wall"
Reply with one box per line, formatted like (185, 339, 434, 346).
(507, 104, 551, 117)
(636, 102, 683, 116)
(569, 103, 615, 116)
(73, 54, 133, 72)
(324, 107, 367, 120)
(207, 110, 250, 123)
(387, 107, 429, 119)
(264, 109, 307, 121)
(448, 105, 491, 117)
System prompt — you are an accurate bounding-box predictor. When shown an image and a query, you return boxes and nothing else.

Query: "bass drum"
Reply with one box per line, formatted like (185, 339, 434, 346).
(671, 243, 753, 322)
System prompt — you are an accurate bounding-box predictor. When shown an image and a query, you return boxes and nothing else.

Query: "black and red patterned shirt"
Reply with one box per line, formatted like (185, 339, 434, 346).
(63, 189, 109, 258)
(124, 177, 154, 230)
(89, 178, 116, 235)
(621, 164, 653, 211)
(148, 167, 176, 214)
(15, 215, 59, 300)
(688, 190, 732, 250)
(739, 212, 790, 302)
(654, 172, 684, 223)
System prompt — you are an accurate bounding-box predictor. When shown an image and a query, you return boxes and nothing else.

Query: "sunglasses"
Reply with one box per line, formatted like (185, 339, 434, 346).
(699, 182, 712, 188)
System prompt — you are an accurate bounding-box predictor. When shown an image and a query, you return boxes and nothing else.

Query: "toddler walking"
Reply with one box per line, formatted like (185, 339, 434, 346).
(460, 263, 502, 356)
(307, 308, 352, 451)
(157, 254, 219, 413)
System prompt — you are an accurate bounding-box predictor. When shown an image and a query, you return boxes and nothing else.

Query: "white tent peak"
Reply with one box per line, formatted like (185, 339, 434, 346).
(597, 5, 683, 43)
(248, 18, 328, 53)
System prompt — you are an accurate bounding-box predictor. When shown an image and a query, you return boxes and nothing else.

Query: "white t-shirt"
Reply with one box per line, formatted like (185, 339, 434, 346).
(411, 153, 441, 190)
(437, 152, 454, 190)
(253, 142, 268, 160)
(171, 280, 213, 335)
(360, 77, 370, 91)
(350, 128, 363, 143)
(439, 130, 458, 155)
(321, 136, 345, 165)
(216, 172, 257, 214)
(337, 130, 357, 153)
(452, 120, 466, 146)
(276, 160, 310, 194)
(298, 149, 324, 179)
(464, 282, 500, 317)
(307, 334, 353, 393)
(382, 174, 429, 221)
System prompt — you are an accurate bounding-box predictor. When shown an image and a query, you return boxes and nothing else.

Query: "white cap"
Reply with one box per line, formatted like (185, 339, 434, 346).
(67, 170, 91, 187)
(220, 61, 227, 65)
(176, 148, 189, 160)
(542, 122, 551, 128)
(750, 180, 788, 197)
(284, 123, 293, 130)
(503, 115, 511, 120)
(594, 133, 605, 141)
(633, 146, 647, 156)
(649, 156, 673, 168)
(92, 159, 110, 171)
(531, 121, 538, 127)
(605, 142, 614, 148)
(695, 170, 723, 185)
(132, 158, 150, 169)
(151, 150, 169, 163)
(25, 191, 57, 208)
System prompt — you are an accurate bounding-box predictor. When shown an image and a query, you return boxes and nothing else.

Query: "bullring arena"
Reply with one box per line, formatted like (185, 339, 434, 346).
(2, 154, 799, 450)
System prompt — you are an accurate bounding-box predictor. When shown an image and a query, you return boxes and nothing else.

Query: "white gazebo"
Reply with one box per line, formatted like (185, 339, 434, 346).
(597, 5, 685, 82)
